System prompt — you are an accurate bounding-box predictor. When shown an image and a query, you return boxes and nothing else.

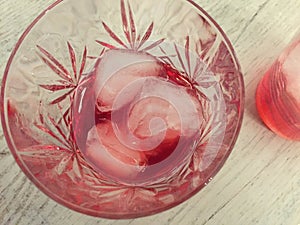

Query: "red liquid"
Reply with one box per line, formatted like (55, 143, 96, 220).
(73, 50, 203, 185)
(256, 61, 300, 140)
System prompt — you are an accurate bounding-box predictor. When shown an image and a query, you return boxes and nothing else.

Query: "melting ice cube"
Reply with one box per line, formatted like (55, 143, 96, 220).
(94, 49, 163, 112)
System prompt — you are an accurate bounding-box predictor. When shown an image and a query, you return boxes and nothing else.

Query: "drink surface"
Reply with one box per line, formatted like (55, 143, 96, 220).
(73, 49, 203, 185)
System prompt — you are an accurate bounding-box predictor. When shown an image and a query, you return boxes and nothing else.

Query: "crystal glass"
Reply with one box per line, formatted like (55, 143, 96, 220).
(1, 0, 244, 218)
(256, 34, 300, 141)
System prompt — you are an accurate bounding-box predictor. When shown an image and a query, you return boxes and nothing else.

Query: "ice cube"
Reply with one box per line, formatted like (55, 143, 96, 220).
(85, 123, 147, 180)
(136, 77, 203, 136)
(94, 49, 163, 111)
(128, 97, 177, 138)
(111, 76, 202, 151)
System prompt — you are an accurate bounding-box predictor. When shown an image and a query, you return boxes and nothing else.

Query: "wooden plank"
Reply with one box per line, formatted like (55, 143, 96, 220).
(0, 0, 299, 224)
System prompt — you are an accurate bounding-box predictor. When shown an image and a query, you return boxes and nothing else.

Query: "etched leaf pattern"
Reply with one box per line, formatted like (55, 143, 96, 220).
(37, 42, 87, 105)
(17, 41, 90, 181)
(97, 0, 165, 52)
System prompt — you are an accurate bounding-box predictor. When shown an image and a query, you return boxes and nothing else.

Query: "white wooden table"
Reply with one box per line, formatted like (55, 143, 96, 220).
(1, 0, 300, 224)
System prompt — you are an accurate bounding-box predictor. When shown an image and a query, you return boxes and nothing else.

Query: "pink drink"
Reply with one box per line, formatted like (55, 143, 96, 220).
(73, 49, 203, 185)
(256, 37, 300, 140)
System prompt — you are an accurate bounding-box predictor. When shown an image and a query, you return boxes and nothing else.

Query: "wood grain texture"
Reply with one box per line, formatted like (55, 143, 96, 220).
(0, 0, 300, 224)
